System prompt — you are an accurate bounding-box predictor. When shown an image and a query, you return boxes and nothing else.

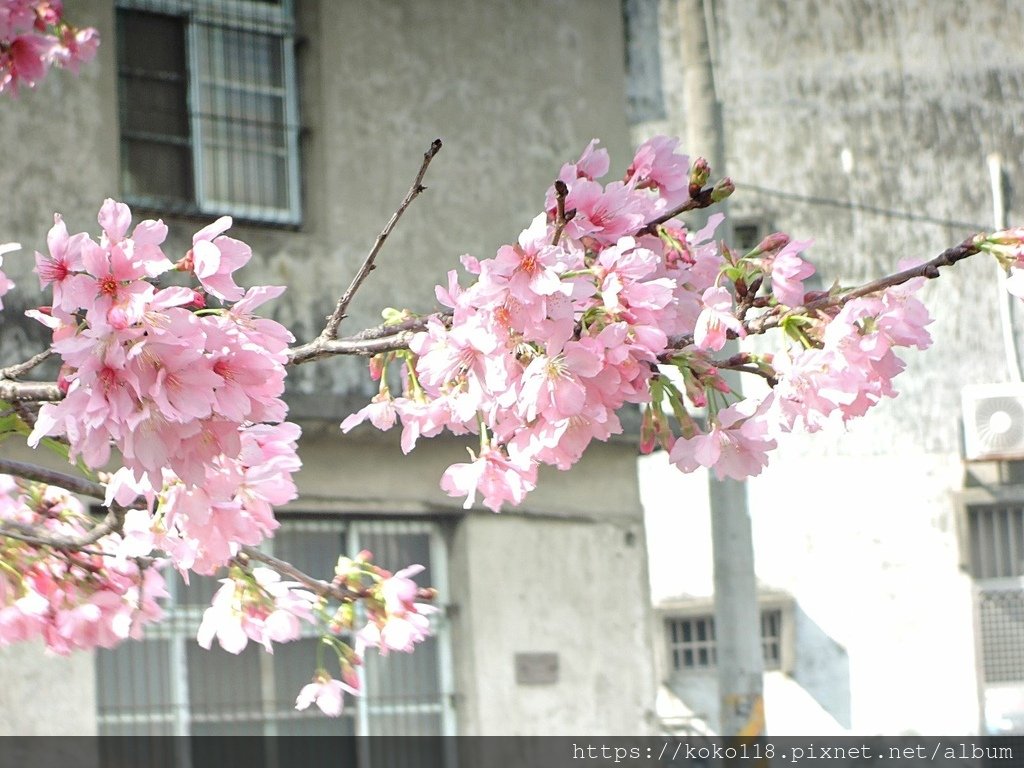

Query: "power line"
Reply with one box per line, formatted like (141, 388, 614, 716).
(737, 181, 987, 231)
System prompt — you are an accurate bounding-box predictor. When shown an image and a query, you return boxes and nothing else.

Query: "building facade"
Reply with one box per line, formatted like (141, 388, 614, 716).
(628, 0, 1024, 735)
(0, 0, 658, 738)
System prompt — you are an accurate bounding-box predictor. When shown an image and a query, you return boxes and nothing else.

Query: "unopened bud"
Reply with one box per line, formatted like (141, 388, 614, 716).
(752, 232, 790, 256)
(175, 250, 195, 272)
(689, 157, 711, 189)
(710, 177, 735, 203)
(368, 354, 386, 381)
(57, 364, 73, 394)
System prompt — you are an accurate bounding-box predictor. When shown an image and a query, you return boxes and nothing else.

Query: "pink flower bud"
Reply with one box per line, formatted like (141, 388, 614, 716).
(689, 157, 711, 189)
(753, 232, 791, 256)
(710, 177, 735, 203)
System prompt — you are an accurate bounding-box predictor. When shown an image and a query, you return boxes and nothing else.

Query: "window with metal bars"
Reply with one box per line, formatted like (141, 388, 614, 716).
(665, 609, 783, 672)
(965, 503, 1024, 579)
(95, 517, 454, 748)
(116, 0, 301, 224)
(978, 588, 1024, 684)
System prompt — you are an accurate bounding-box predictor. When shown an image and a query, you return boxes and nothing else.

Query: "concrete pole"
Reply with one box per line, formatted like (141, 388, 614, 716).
(676, 0, 765, 737)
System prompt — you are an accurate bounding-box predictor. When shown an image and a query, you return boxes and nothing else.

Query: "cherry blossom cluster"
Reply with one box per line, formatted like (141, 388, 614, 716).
(1, 198, 434, 711)
(0, 475, 166, 652)
(295, 553, 436, 717)
(342, 137, 944, 507)
(24, 200, 300, 574)
(0, 0, 98, 95)
(197, 565, 316, 654)
(195, 550, 435, 717)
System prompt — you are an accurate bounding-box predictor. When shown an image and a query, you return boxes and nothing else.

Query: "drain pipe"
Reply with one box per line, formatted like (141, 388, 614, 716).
(989, 153, 1023, 383)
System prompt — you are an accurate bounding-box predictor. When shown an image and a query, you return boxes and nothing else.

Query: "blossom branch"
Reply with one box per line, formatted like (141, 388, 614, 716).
(239, 545, 363, 603)
(0, 458, 106, 499)
(663, 235, 983, 355)
(315, 138, 443, 344)
(635, 182, 718, 236)
(0, 458, 127, 549)
(746, 236, 982, 335)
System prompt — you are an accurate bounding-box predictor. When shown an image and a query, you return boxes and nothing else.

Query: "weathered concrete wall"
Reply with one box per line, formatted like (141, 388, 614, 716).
(450, 514, 655, 735)
(0, 641, 97, 735)
(631, 0, 1021, 734)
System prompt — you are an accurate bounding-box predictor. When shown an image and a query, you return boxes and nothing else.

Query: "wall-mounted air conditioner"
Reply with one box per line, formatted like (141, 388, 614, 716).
(962, 383, 1024, 461)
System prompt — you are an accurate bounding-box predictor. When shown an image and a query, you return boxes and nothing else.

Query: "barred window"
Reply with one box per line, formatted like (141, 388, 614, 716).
(965, 503, 1024, 579)
(116, 0, 301, 224)
(96, 518, 454, 749)
(666, 609, 784, 672)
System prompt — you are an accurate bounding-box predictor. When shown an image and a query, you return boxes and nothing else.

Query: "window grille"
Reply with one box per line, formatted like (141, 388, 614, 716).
(966, 503, 1024, 579)
(96, 518, 454, 755)
(978, 588, 1024, 684)
(732, 222, 765, 253)
(665, 609, 783, 672)
(116, 0, 301, 224)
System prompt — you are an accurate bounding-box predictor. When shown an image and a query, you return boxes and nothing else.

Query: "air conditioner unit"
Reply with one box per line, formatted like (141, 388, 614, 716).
(962, 383, 1024, 461)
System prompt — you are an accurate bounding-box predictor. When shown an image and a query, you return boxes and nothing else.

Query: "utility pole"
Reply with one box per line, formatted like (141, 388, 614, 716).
(677, 0, 765, 737)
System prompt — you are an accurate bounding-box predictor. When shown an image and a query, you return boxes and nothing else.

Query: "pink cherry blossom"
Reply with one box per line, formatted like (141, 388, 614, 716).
(295, 674, 358, 717)
(626, 135, 691, 208)
(440, 445, 538, 513)
(768, 239, 815, 307)
(694, 286, 746, 351)
(669, 397, 777, 480)
(187, 217, 252, 301)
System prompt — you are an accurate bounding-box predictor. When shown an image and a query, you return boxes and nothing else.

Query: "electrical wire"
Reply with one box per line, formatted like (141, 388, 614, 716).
(736, 181, 987, 231)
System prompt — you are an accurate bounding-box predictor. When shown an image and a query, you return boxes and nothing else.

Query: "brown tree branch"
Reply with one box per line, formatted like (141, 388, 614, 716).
(0, 458, 126, 548)
(662, 236, 983, 357)
(0, 458, 106, 499)
(240, 545, 364, 604)
(635, 184, 718, 236)
(317, 139, 443, 343)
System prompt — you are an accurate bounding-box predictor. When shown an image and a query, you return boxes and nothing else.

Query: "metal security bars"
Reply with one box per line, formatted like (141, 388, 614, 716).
(96, 517, 455, 747)
(978, 588, 1024, 684)
(116, 0, 301, 224)
(966, 503, 1024, 579)
(665, 609, 783, 673)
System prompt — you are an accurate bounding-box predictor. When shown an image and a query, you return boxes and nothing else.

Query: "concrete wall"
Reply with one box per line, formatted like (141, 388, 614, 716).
(630, 0, 1023, 734)
(0, 0, 655, 736)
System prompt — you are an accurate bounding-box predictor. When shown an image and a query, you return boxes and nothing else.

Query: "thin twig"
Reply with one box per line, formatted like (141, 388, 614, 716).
(550, 180, 574, 246)
(0, 524, 109, 557)
(0, 509, 123, 550)
(635, 184, 718, 236)
(744, 236, 981, 337)
(240, 545, 363, 603)
(662, 236, 982, 357)
(0, 458, 126, 548)
(318, 139, 443, 343)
